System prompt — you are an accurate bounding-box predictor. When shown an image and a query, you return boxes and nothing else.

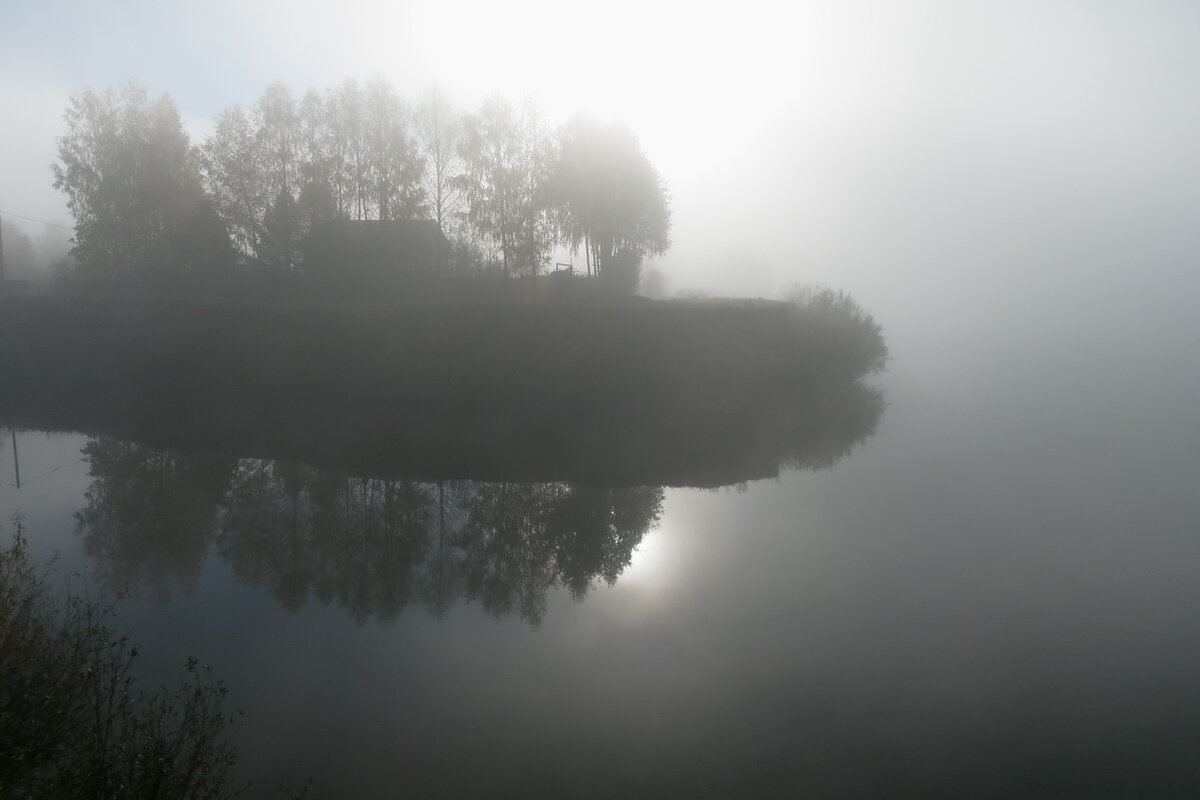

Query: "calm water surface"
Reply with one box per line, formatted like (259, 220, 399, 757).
(3, 317, 1198, 798)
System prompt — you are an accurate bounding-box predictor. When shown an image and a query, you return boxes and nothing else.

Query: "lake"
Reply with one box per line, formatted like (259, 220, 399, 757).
(2, 304, 1198, 798)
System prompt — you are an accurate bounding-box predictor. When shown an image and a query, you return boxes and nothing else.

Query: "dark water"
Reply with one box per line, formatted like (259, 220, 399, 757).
(3, 322, 1199, 798)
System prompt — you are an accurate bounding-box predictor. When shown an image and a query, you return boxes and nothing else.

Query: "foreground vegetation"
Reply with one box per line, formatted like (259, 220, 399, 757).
(0, 522, 240, 799)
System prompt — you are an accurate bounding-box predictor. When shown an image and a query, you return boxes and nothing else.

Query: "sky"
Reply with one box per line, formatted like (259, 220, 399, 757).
(2, 0, 1198, 334)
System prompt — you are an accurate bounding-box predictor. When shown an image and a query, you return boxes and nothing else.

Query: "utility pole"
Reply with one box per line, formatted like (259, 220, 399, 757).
(9, 430, 18, 490)
(0, 210, 7, 283)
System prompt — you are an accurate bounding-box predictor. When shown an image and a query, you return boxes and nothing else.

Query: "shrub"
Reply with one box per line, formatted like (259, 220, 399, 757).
(0, 517, 241, 799)
(782, 284, 889, 379)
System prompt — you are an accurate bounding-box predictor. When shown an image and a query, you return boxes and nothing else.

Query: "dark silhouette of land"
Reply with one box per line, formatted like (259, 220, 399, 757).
(0, 292, 884, 487)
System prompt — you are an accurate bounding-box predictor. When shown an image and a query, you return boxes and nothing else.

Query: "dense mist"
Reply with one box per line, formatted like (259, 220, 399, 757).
(3, 2, 1200, 798)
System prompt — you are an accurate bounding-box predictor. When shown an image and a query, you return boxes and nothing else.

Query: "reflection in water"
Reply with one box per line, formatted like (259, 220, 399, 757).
(76, 445, 665, 625)
(75, 439, 232, 604)
(218, 465, 659, 625)
(219, 463, 433, 620)
(71, 372, 877, 622)
(22, 293, 887, 620)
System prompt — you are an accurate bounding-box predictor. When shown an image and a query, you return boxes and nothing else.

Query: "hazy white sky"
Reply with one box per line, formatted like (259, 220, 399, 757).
(2, 0, 1198, 323)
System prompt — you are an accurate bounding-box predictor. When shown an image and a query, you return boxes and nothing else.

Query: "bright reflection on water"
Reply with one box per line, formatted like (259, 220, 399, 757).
(3, 320, 1200, 798)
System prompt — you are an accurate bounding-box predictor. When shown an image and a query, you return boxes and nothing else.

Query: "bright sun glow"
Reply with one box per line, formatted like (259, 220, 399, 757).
(354, 0, 868, 182)
(621, 526, 675, 587)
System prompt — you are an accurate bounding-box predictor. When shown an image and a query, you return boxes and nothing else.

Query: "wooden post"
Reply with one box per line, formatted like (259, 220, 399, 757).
(10, 430, 19, 490)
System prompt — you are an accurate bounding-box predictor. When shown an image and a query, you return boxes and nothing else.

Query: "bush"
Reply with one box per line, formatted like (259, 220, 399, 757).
(782, 285, 889, 379)
(0, 517, 241, 799)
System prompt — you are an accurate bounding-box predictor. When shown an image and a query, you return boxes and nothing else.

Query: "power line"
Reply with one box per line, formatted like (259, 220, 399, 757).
(3, 431, 87, 489)
(0, 210, 73, 231)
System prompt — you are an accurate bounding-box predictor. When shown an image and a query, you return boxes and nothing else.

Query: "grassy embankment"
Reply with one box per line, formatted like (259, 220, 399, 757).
(0, 292, 886, 486)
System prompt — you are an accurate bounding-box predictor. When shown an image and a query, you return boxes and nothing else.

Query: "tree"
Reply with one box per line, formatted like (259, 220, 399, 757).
(201, 106, 266, 260)
(253, 83, 301, 204)
(550, 114, 670, 286)
(457, 98, 555, 276)
(416, 86, 464, 234)
(363, 80, 425, 221)
(261, 187, 299, 269)
(330, 79, 369, 220)
(296, 88, 342, 236)
(54, 84, 232, 277)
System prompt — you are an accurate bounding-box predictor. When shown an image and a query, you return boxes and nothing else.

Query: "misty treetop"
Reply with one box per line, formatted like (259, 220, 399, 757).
(551, 114, 671, 278)
(53, 85, 232, 278)
(53, 80, 671, 283)
(456, 98, 557, 277)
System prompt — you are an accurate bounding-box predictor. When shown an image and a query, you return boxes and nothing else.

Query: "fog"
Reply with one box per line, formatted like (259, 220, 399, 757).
(5, 2, 1198, 315)
(3, 2, 1200, 797)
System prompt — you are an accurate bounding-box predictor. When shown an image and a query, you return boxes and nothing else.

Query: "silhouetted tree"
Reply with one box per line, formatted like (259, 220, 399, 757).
(457, 98, 555, 276)
(253, 83, 301, 204)
(416, 87, 465, 234)
(329, 79, 369, 220)
(363, 80, 425, 221)
(261, 187, 299, 269)
(295, 89, 342, 240)
(201, 106, 266, 260)
(296, 89, 333, 198)
(54, 84, 232, 277)
(296, 178, 338, 240)
(550, 114, 670, 286)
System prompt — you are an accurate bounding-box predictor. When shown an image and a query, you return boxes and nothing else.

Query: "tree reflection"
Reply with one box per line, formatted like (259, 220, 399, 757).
(453, 483, 662, 624)
(215, 466, 661, 626)
(67, 370, 878, 622)
(73, 440, 667, 624)
(218, 462, 432, 622)
(55, 287, 887, 622)
(75, 438, 232, 604)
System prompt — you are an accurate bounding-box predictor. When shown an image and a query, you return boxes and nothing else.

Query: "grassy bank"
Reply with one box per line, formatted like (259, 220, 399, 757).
(0, 293, 886, 486)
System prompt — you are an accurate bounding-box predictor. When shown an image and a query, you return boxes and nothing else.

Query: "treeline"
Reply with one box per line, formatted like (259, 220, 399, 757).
(53, 81, 671, 286)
